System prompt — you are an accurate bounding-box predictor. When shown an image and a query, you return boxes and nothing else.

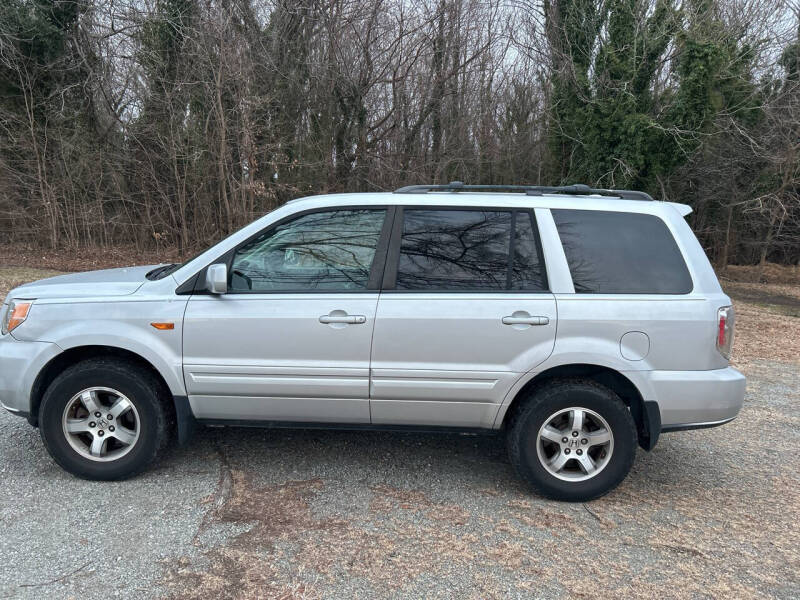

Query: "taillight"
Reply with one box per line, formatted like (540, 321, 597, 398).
(716, 305, 735, 359)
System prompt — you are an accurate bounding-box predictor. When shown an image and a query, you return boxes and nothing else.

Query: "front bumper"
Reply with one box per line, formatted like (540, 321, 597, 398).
(0, 335, 61, 418)
(642, 366, 746, 430)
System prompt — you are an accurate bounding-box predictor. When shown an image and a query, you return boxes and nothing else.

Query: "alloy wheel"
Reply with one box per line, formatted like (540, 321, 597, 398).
(61, 387, 140, 462)
(536, 406, 614, 482)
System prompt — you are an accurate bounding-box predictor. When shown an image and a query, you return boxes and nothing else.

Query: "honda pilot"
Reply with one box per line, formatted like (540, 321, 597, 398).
(0, 182, 745, 501)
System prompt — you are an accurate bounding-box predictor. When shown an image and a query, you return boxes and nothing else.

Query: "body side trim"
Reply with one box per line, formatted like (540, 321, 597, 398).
(197, 418, 497, 435)
(661, 416, 737, 433)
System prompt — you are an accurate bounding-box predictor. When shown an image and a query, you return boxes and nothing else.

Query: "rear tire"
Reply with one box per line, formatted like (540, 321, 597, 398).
(507, 378, 637, 501)
(39, 358, 169, 480)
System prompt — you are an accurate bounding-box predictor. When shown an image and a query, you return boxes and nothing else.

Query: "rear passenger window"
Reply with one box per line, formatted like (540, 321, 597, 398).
(394, 209, 546, 291)
(552, 209, 692, 294)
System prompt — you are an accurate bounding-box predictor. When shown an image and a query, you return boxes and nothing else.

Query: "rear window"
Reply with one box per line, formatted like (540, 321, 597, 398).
(552, 209, 692, 294)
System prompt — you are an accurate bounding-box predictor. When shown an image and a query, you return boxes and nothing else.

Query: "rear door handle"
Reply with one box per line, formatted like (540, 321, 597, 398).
(502, 315, 550, 326)
(319, 314, 367, 325)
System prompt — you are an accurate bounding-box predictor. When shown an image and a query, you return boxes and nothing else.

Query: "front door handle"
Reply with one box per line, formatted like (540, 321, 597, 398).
(502, 314, 550, 326)
(319, 312, 367, 325)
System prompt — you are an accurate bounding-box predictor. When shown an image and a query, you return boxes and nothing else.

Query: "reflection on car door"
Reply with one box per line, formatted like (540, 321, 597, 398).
(183, 208, 390, 424)
(369, 208, 557, 428)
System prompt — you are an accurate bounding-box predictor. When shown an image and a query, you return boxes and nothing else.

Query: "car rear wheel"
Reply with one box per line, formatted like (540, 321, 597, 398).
(507, 378, 637, 501)
(39, 358, 169, 480)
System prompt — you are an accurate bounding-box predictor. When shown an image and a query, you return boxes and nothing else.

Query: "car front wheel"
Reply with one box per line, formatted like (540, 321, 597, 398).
(39, 358, 169, 480)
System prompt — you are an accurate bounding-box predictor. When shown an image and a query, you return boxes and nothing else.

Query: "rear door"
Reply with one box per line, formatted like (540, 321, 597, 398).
(369, 207, 557, 428)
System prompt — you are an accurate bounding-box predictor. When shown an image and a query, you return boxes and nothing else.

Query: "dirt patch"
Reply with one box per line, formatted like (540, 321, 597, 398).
(214, 473, 334, 548)
(369, 483, 470, 524)
(163, 471, 558, 598)
(506, 502, 587, 535)
(730, 298, 800, 369)
(724, 281, 800, 310)
(0, 243, 187, 273)
(722, 262, 800, 285)
(164, 471, 339, 599)
(712, 281, 800, 369)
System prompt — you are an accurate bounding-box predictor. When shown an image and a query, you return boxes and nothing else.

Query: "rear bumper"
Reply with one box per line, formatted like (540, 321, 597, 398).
(640, 367, 746, 429)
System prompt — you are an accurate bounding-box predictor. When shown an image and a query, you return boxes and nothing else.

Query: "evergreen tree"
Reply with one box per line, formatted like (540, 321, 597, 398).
(544, 0, 760, 196)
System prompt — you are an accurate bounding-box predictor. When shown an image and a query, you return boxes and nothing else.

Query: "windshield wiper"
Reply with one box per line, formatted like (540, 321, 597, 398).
(146, 263, 180, 280)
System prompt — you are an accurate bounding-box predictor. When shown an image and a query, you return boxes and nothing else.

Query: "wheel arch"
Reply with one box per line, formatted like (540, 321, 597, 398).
(29, 345, 183, 432)
(497, 363, 660, 450)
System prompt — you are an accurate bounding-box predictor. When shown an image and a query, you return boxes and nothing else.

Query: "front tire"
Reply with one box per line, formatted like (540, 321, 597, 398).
(39, 358, 168, 480)
(507, 378, 637, 501)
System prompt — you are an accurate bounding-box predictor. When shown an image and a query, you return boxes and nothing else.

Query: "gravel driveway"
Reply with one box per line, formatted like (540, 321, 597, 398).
(0, 359, 798, 599)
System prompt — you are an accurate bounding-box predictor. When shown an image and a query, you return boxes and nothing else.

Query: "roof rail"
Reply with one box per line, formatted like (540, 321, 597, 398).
(393, 181, 654, 201)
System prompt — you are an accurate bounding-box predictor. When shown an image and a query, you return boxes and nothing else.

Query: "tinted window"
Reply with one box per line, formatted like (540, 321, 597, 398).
(552, 209, 692, 294)
(395, 209, 546, 291)
(230, 209, 386, 292)
(512, 211, 547, 290)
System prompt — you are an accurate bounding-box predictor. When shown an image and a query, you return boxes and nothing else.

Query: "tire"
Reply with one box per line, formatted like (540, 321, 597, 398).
(506, 378, 637, 502)
(39, 358, 169, 480)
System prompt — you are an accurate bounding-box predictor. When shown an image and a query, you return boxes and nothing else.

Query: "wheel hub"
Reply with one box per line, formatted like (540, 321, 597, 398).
(536, 407, 614, 482)
(61, 387, 139, 463)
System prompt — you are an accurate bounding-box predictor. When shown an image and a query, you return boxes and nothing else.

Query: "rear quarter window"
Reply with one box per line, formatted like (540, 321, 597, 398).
(552, 209, 693, 294)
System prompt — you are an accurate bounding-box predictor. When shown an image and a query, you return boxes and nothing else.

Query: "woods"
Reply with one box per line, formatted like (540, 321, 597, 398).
(0, 0, 798, 268)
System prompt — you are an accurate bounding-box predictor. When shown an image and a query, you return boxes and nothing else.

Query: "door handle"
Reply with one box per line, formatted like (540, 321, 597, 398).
(502, 315, 550, 326)
(319, 314, 367, 325)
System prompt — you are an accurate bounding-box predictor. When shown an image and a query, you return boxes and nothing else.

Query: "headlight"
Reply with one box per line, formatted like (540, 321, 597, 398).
(2, 299, 34, 335)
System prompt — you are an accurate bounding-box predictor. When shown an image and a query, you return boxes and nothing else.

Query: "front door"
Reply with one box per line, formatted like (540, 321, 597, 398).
(183, 207, 389, 424)
(369, 207, 557, 428)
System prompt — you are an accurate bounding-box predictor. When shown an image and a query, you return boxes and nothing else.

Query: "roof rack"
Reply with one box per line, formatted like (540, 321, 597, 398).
(393, 181, 654, 201)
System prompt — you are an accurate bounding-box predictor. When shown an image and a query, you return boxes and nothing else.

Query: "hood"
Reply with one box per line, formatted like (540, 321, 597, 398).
(6, 265, 158, 301)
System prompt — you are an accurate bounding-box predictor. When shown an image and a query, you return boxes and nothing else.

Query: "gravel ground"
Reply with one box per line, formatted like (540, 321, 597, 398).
(0, 359, 798, 599)
(1, 267, 798, 598)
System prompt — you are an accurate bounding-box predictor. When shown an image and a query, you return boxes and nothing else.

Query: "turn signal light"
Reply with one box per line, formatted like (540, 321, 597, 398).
(150, 322, 175, 330)
(2, 300, 33, 335)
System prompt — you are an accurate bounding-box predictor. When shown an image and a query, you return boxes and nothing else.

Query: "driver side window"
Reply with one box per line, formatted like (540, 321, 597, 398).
(230, 209, 387, 292)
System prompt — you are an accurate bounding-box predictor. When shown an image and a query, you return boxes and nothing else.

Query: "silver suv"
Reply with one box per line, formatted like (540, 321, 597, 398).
(0, 183, 745, 501)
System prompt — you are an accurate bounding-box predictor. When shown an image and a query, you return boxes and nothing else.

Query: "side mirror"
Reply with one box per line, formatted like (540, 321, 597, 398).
(205, 264, 228, 294)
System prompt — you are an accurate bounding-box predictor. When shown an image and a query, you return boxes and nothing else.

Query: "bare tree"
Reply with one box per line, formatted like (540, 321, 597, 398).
(0, 0, 797, 268)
